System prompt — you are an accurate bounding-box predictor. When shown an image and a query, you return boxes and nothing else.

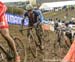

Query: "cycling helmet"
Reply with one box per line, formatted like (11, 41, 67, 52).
(26, 4, 33, 11)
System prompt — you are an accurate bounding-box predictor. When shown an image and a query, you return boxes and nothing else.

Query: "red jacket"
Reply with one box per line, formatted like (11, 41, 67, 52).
(0, 1, 7, 22)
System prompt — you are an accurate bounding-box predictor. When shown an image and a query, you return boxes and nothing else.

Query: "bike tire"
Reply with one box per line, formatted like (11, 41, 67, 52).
(0, 45, 8, 62)
(28, 34, 37, 59)
(14, 37, 25, 62)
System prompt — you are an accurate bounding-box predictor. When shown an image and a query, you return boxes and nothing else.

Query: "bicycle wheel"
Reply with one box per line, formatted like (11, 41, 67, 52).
(28, 33, 37, 58)
(0, 46, 7, 62)
(14, 37, 25, 62)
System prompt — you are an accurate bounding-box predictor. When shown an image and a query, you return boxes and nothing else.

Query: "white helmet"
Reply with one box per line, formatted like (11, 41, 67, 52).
(26, 4, 33, 11)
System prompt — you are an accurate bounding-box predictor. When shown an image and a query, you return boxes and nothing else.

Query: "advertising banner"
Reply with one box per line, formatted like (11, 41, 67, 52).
(5, 13, 29, 26)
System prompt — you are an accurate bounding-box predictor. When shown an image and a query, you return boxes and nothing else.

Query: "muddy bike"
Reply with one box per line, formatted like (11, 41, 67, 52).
(19, 25, 45, 58)
(0, 35, 25, 62)
(55, 28, 73, 49)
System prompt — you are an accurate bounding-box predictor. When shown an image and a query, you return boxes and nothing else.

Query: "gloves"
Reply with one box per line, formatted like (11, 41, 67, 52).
(34, 22, 38, 26)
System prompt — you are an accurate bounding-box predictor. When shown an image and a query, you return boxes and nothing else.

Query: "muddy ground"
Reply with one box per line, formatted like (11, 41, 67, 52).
(0, 25, 69, 62)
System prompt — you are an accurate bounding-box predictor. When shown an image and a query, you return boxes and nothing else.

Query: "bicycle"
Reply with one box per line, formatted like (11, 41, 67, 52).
(19, 23, 45, 59)
(0, 35, 25, 62)
(55, 27, 72, 49)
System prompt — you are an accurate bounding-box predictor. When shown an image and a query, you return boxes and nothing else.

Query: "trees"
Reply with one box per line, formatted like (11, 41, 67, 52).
(6, 6, 25, 16)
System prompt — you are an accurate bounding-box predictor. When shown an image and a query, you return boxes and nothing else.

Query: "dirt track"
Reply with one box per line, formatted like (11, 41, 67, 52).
(0, 25, 69, 62)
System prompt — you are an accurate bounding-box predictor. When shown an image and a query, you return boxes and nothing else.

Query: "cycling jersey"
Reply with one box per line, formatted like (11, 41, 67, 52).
(0, 1, 8, 29)
(24, 10, 39, 26)
(34, 9, 44, 22)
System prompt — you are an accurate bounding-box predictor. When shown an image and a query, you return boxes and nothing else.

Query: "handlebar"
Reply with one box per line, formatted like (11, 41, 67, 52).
(20, 27, 33, 31)
(19, 27, 33, 35)
(19, 27, 33, 33)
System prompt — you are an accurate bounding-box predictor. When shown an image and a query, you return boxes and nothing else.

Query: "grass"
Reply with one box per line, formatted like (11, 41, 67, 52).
(43, 9, 75, 21)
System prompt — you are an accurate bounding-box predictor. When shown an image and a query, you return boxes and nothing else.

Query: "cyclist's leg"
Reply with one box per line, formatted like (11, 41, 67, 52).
(0, 28, 20, 62)
(39, 24, 43, 32)
(34, 25, 43, 50)
(34, 25, 41, 43)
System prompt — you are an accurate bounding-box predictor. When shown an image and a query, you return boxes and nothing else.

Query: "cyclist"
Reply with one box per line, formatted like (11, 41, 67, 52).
(21, 4, 41, 27)
(21, 4, 43, 48)
(0, 1, 20, 62)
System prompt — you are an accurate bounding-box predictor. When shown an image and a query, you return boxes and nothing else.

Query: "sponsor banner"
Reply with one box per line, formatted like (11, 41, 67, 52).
(5, 13, 29, 26)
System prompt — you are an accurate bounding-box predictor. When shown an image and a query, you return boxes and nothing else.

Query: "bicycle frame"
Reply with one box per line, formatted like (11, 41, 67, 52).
(19, 25, 44, 58)
(20, 25, 44, 49)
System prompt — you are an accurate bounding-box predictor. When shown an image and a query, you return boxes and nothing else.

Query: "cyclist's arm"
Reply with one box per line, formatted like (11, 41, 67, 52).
(34, 11, 41, 23)
(21, 16, 26, 29)
(34, 16, 40, 27)
(38, 10, 44, 21)
(33, 11, 40, 26)
(20, 12, 28, 29)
